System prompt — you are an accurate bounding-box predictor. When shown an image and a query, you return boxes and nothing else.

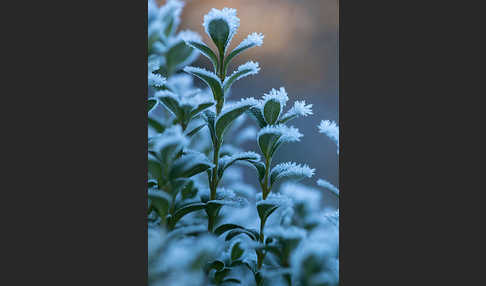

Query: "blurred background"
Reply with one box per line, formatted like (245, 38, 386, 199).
(176, 0, 338, 207)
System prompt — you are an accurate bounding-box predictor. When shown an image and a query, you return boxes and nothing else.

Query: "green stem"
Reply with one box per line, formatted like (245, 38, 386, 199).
(257, 156, 272, 269)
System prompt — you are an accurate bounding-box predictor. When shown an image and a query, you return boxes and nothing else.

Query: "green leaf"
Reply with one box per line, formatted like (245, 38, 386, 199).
(258, 131, 281, 159)
(147, 179, 157, 189)
(180, 179, 198, 199)
(247, 106, 267, 128)
(248, 161, 266, 182)
(148, 98, 158, 113)
(218, 152, 261, 178)
(214, 267, 231, 284)
(166, 41, 196, 75)
(263, 99, 281, 125)
(184, 67, 224, 103)
(222, 278, 241, 284)
(190, 102, 214, 118)
(206, 260, 225, 272)
(158, 93, 182, 118)
(170, 202, 207, 227)
(148, 153, 164, 184)
(230, 260, 255, 272)
(205, 200, 224, 218)
(186, 124, 206, 137)
(269, 162, 314, 188)
(223, 33, 263, 75)
(222, 64, 259, 94)
(215, 102, 254, 141)
(170, 152, 213, 179)
(207, 18, 230, 55)
(257, 202, 279, 224)
(148, 115, 166, 133)
(185, 40, 218, 71)
(203, 110, 217, 145)
(148, 189, 171, 218)
(231, 242, 244, 262)
(214, 224, 247, 236)
(225, 229, 258, 241)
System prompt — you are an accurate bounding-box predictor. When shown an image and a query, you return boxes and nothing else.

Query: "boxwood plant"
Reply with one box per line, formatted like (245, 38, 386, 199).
(148, 1, 339, 285)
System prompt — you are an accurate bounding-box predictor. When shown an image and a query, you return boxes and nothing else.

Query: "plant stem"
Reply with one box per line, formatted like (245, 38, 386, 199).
(262, 156, 271, 200)
(257, 156, 272, 269)
(210, 142, 220, 201)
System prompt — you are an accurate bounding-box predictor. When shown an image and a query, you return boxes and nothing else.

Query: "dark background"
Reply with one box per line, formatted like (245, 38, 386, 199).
(4, 0, 479, 285)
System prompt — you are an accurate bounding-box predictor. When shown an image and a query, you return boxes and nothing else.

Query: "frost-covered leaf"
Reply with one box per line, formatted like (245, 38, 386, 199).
(257, 201, 279, 225)
(263, 99, 281, 125)
(148, 72, 166, 88)
(190, 101, 214, 118)
(180, 179, 198, 199)
(261, 87, 289, 125)
(223, 61, 260, 94)
(170, 152, 214, 179)
(148, 153, 164, 184)
(214, 223, 247, 236)
(316, 179, 339, 197)
(148, 115, 166, 134)
(231, 241, 244, 261)
(183, 37, 218, 71)
(148, 189, 171, 219)
(166, 31, 201, 75)
(279, 100, 313, 124)
(318, 120, 339, 149)
(214, 267, 231, 284)
(157, 90, 182, 118)
(215, 98, 258, 141)
(203, 8, 240, 54)
(270, 162, 315, 187)
(170, 202, 207, 228)
(246, 161, 266, 182)
(148, 98, 158, 113)
(184, 66, 223, 102)
(222, 278, 241, 284)
(224, 32, 264, 75)
(159, 0, 184, 38)
(205, 200, 224, 219)
(218, 151, 261, 178)
(257, 125, 302, 159)
(225, 228, 258, 241)
(186, 123, 206, 137)
(248, 105, 266, 128)
(203, 110, 217, 145)
(151, 126, 188, 166)
(207, 260, 225, 272)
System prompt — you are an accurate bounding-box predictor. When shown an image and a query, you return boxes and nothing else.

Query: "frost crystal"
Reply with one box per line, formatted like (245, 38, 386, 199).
(214, 188, 247, 207)
(203, 8, 240, 51)
(220, 97, 259, 113)
(263, 87, 289, 107)
(159, 0, 184, 28)
(170, 30, 201, 47)
(148, 72, 166, 87)
(272, 162, 315, 179)
(318, 120, 339, 146)
(223, 61, 260, 86)
(183, 66, 222, 84)
(178, 29, 202, 43)
(258, 124, 303, 143)
(316, 179, 339, 196)
(236, 32, 264, 50)
(290, 100, 313, 117)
